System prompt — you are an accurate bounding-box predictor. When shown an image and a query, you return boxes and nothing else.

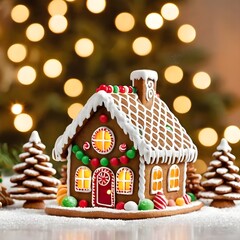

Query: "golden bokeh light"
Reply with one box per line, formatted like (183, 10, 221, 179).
(26, 23, 45, 42)
(194, 159, 208, 175)
(68, 103, 83, 119)
(132, 37, 152, 56)
(48, 0, 68, 16)
(164, 65, 183, 84)
(43, 59, 62, 78)
(11, 103, 23, 115)
(11, 4, 30, 23)
(48, 15, 68, 34)
(86, 0, 106, 14)
(224, 125, 240, 144)
(198, 127, 218, 147)
(17, 66, 36, 85)
(177, 24, 196, 43)
(64, 78, 83, 97)
(75, 38, 94, 57)
(161, 3, 179, 21)
(14, 113, 33, 132)
(7, 44, 27, 63)
(193, 72, 211, 89)
(115, 12, 135, 32)
(173, 96, 191, 114)
(145, 13, 163, 30)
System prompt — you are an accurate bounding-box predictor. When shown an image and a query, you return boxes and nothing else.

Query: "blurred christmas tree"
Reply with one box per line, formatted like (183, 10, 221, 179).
(0, 0, 238, 172)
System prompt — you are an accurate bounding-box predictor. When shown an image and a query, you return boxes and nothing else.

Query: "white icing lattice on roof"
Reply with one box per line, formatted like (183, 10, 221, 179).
(52, 91, 197, 164)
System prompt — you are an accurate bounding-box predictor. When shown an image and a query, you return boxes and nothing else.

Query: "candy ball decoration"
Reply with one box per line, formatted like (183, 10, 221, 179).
(126, 149, 136, 159)
(91, 158, 100, 167)
(175, 197, 185, 206)
(119, 155, 129, 164)
(116, 202, 125, 210)
(79, 199, 88, 208)
(62, 196, 78, 207)
(138, 199, 154, 211)
(72, 145, 80, 153)
(99, 84, 108, 92)
(110, 157, 119, 166)
(99, 114, 108, 123)
(113, 85, 119, 93)
(76, 150, 84, 160)
(187, 192, 196, 202)
(183, 194, 191, 204)
(124, 201, 138, 211)
(100, 157, 109, 166)
(153, 192, 168, 210)
(82, 156, 90, 165)
(119, 143, 127, 152)
(107, 85, 113, 93)
(119, 86, 126, 93)
(83, 142, 90, 151)
(168, 199, 176, 207)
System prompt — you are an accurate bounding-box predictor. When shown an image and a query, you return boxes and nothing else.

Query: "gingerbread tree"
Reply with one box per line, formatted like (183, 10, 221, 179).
(186, 162, 204, 198)
(0, 174, 14, 208)
(9, 131, 60, 209)
(199, 138, 240, 208)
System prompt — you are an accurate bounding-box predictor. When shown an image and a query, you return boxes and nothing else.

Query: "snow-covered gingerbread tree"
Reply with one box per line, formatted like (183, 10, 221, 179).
(9, 131, 60, 209)
(199, 138, 240, 208)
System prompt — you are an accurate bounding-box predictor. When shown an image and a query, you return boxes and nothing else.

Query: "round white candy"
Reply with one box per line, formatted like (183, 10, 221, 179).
(124, 201, 138, 211)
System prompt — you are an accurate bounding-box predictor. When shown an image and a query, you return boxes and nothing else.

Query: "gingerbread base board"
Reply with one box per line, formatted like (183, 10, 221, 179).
(45, 201, 203, 220)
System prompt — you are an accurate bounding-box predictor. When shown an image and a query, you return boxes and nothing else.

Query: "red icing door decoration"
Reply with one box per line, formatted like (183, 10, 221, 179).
(92, 167, 115, 208)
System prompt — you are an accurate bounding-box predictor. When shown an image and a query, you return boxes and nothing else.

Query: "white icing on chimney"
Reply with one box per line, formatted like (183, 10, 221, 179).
(217, 138, 232, 153)
(130, 70, 158, 104)
(29, 130, 41, 143)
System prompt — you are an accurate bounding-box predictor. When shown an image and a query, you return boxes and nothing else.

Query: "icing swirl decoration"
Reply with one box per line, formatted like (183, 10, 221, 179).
(145, 79, 155, 101)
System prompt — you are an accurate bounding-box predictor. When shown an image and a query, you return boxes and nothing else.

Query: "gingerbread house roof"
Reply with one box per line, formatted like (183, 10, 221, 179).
(53, 90, 197, 164)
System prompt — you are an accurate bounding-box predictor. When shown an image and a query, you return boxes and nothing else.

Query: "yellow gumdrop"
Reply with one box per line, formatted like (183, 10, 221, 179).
(175, 197, 185, 206)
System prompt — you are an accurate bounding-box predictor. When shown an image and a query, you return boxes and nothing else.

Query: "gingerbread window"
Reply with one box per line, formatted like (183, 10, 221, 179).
(116, 167, 134, 195)
(75, 166, 92, 192)
(168, 164, 180, 192)
(91, 127, 115, 154)
(151, 166, 163, 194)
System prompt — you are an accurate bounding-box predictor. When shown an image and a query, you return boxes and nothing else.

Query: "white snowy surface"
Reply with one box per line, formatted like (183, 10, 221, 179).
(2, 179, 240, 240)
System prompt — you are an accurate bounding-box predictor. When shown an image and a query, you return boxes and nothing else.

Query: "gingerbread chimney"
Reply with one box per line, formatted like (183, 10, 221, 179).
(130, 69, 158, 109)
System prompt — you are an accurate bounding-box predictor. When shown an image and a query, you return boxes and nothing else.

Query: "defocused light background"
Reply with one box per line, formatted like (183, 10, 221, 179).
(0, 0, 239, 172)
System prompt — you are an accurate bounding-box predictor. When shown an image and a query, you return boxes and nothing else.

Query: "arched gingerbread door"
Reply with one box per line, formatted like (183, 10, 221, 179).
(92, 167, 115, 208)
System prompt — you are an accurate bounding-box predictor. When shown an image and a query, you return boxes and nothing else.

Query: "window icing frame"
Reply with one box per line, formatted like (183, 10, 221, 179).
(75, 166, 92, 192)
(151, 166, 163, 194)
(116, 167, 134, 195)
(168, 164, 180, 192)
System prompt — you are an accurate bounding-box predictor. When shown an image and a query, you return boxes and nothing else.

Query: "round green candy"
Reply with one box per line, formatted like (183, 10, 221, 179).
(82, 155, 90, 165)
(62, 196, 78, 208)
(126, 149, 136, 159)
(76, 150, 84, 160)
(100, 157, 109, 166)
(72, 145, 80, 153)
(113, 85, 119, 93)
(187, 192, 196, 202)
(133, 87, 137, 93)
(138, 199, 154, 211)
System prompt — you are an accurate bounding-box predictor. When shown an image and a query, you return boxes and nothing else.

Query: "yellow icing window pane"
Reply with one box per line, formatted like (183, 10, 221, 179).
(168, 165, 180, 191)
(116, 167, 134, 195)
(151, 166, 163, 194)
(75, 166, 92, 192)
(92, 127, 115, 154)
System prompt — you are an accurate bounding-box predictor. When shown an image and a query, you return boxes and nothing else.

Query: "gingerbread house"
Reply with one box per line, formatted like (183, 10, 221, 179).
(52, 69, 198, 210)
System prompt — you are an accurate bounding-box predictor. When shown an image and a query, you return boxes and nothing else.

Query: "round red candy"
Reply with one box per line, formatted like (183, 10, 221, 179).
(119, 155, 129, 164)
(110, 157, 119, 166)
(99, 84, 108, 92)
(99, 114, 108, 123)
(107, 85, 113, 93)
(119, 86, 126, 93)
(116, 202, 125, 210)
(79, 200, 88, 208)
(128, 86, 133, 93)
(91, 158, 100, 167)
